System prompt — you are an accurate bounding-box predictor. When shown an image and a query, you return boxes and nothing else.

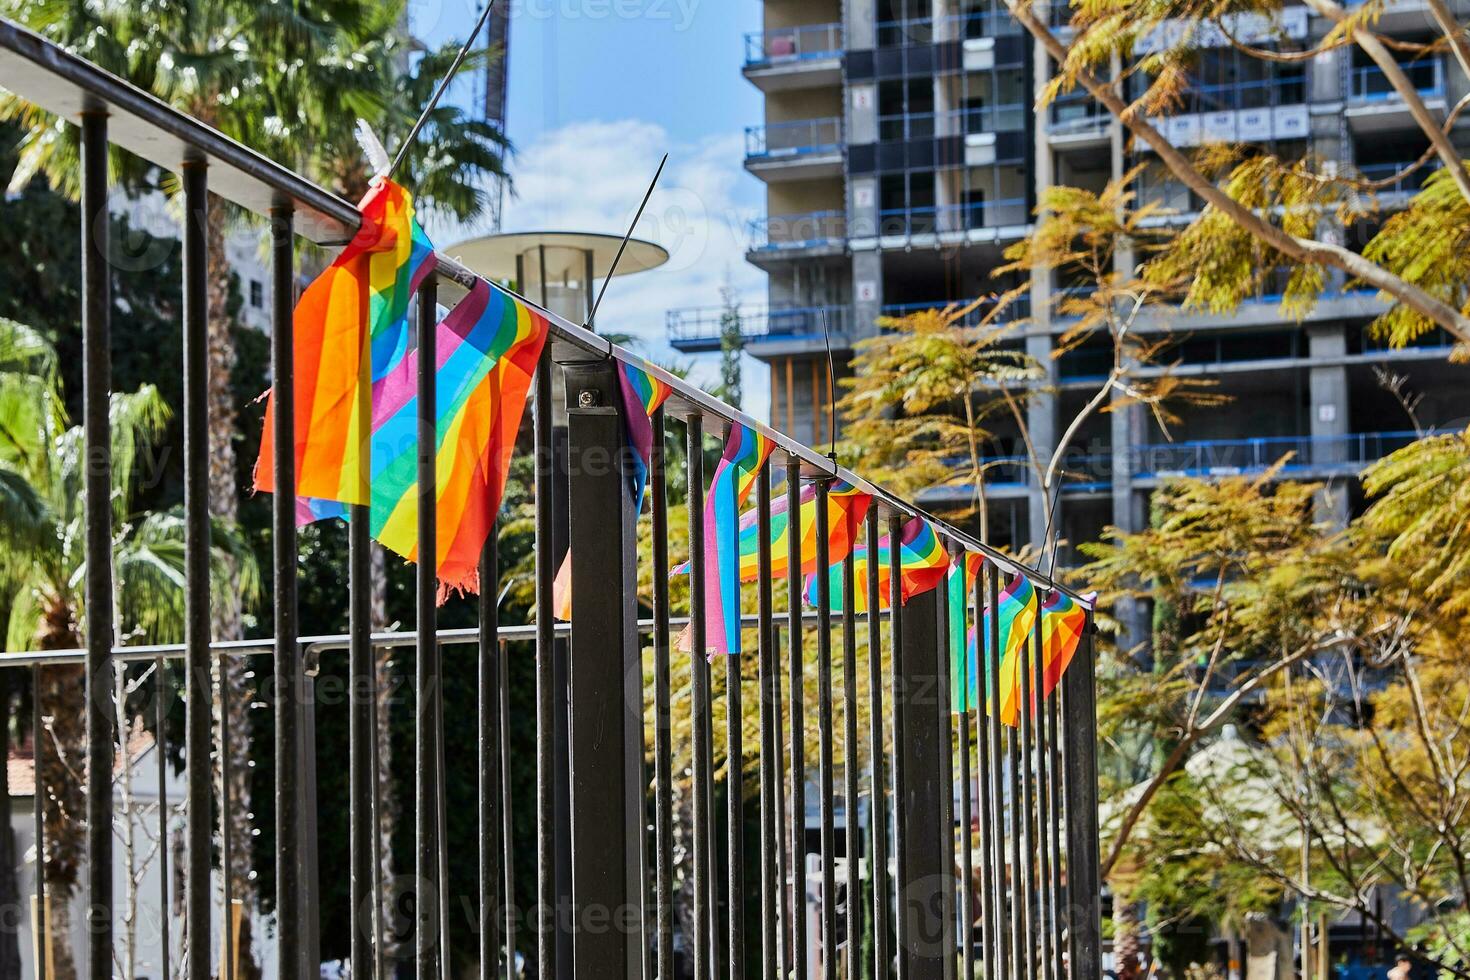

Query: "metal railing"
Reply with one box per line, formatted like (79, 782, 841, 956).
(745, 117, 844, 159)
(666, 303, 852, 349)
(1358, 160, 1440, 196)
(878, 103, 1026, 140)
(1349, 60, 1444, 102)
(748, 210, 848, 251)
(0, 15, 1103, 980)
(879, 198, 1030, 236)
(1133, 430, 1445, 477)
(744, 23, 844, 66)
(875, 10, 1024, 46)
(880, 294, 1033, 326)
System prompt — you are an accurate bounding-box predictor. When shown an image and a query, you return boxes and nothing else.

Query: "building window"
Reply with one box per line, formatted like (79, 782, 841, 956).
(249, 279, 264, 309)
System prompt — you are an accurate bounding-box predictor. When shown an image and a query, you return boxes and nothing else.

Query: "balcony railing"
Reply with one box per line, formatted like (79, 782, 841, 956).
(875, 10, 1023, 46)
(1349, 61, 1444, 102)
(880, 199, 1030, 236)
(880, 294, 1033, 326)
(1133, 430, 1446, 477)
(878, 103, 1026, 140)
(1049, 94, 1110, 136)
(745, 117, 844, 159)
(744, 22, 843, 65)
(749, 210, 847, 250)
(666, 303, 852, 350)
(1358, 160, 1440, 196)
(0, 16, 1105, 980)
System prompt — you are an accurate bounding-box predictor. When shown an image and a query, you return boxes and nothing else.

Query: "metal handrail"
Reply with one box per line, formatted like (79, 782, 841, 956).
(1349, 60, 1444, 102)
(667, 303, 852, 342)
(745, 117, 844, 158)
(744, 22, 843, 65)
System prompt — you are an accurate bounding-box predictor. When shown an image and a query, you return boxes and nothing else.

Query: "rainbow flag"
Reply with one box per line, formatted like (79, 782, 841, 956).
(551, 362, 674, 618)
(369, 278, 549, 596)
(978, 574, 1038, 727)
(1038, 589, 1089, 700)
(946, 552, 985, 713)
(673, 479, 872, 582)
(803, 516, 948, 612)
(255, 178, 435, 512)
(684, 424, 776, 656)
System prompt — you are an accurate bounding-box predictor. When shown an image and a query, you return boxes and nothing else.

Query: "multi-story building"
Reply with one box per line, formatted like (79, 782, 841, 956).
(669, 0, 1468, 556)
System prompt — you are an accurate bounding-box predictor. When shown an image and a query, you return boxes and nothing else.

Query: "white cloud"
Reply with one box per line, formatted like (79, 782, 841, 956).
(427, 118, 773, 421)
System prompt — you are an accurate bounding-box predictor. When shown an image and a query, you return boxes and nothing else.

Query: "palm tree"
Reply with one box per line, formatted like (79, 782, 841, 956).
(0, 317, 260, 979)
(0, 5, 510, 966)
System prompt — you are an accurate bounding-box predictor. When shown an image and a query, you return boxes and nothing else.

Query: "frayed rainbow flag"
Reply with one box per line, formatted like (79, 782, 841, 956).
(255, 178, 435, 513)
(682, 424, 776, 656)
(803, 516, 949, 612)
(369, 279, 549, 596)
(1038, 588, 1089, 700)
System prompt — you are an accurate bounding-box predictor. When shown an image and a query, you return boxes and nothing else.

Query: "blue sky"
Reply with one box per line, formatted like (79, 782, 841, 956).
(414, 0, 772, 417)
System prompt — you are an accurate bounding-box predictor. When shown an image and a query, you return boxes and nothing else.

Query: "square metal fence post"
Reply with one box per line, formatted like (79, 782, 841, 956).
(896, 588, 946, 980)
(1062, 615, 1102, 980)
(564, 360, 644, 980)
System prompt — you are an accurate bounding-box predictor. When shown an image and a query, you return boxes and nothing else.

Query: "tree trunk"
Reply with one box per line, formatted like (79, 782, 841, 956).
(1114, 894, 1142, 980)
(205, 198, 262, 980)
(35, 597, 84, 980)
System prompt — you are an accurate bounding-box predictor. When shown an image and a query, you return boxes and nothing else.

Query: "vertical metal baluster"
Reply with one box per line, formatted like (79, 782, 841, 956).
(33, 665, 47, 980)
(348, 188, 372, 980)
(219, 656, 235, 980)
(772, 616, 790, 980)
(269, 202, 298, 980)
(994, 573, 1017, 980)
(1017, 613, 1037, 980)
(415, 274, 439, 980)
(935, 568, 956, 980)
(958, 613, 975, 980)
(481, 526, 502, 979)
(688, 415, 710, 980)
(972, 569, 994, 980)
(1055, 648, 1072, 980)
(787, 456, 807, 980)
(865, 509, 889, 980)
(500, 638, 517, 979)
(706, 425, 725, 980)
(156, 658, 171, 980)
(534, 355, 556, 980)
(180, 152, 212, 980)
(80, 108, 115, 980)
(728, 608, 745, 980)
(1062, 612, 1101, 980)
(814, 480, 835, 980)
(1033, 600, 1054, 980)
(887, 513, 906, 980)
(757, 463, 777, 980)
(1046, 669, 1065, 980)
(371, 644, 388, 980)
(652, 407, 674, 980)
(841, 547, 861, 980)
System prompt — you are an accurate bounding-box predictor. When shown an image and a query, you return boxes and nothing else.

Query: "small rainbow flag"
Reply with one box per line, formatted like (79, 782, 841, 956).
(255, 178, 435, 512)
(803, 516, 949, 612)
(551, 362, 674, 619)
(684, 424, 776, 656)
(1038, 588, 1089, 700)
(674, 479, 872, 583)
(980, 574, 1039, 727)
(946, 552, 985, 713)
(369, 278, 549, 596)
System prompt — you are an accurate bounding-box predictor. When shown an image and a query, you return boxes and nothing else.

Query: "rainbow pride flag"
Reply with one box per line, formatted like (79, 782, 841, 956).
(978, 574, 1039, 727)
(673, 479, 872, 582)
(369, 279, 549, 596)
(946, 552, 985, 712)
(684, 424, 776, 656)
(1038, 588, 1088, 700)
(551, 362, 674, 619)
(803, 516, 949, 612)
(255, 178, 435, 512)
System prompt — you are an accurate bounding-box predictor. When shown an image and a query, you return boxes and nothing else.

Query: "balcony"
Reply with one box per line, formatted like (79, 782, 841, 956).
(877, 199, 1030, 244)
(747, 211, 847, 262)
(744, 117, 844, 181)
(1346, 61, 1445, 131)
(1358, 159, 1439, 201)
(880, 294, 1032, 327)
(1048, 95, 1111, 146)
(1131, 430, 1445, 480)
(879, 103, 1026, 142)
(666, 304, 851, 354)
(742, 23, 843, 92)
(875, 11, 1023, 47)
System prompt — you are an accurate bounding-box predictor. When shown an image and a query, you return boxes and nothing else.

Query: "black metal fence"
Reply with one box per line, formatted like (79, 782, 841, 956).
(0, 17, 1101, 980)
